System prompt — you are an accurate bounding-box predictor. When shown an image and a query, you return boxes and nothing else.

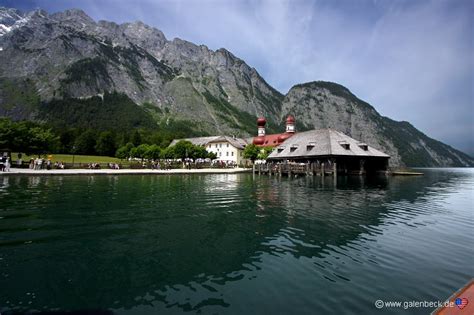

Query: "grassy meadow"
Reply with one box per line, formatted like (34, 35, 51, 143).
(12, 153, 121, 164)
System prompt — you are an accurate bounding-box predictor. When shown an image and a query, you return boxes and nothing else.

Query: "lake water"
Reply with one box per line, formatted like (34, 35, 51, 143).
(0, 169, 473, 314)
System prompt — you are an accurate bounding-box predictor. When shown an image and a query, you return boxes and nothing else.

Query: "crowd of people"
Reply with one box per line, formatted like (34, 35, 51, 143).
(28, 158, 65, 170)
(211, 159, 238, 168)
(86, 162, 122, 169)
(87, 163, 101, 169)
(108, 163, 120, 169)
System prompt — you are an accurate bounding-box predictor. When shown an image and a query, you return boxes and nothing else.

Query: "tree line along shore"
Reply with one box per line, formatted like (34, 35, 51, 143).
(0, 117, 268, 170)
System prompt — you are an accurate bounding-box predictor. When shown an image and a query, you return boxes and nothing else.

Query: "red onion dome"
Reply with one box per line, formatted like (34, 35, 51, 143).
(286, 115, 295, 124)
(253, 136, 265, 145)
(257, 117, 267, 127)
(278, 133, 291, 143)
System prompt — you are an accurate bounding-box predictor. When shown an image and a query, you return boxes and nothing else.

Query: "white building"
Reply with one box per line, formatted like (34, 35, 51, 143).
(170, 136, 249, 165)
(205, 136, 249, 165)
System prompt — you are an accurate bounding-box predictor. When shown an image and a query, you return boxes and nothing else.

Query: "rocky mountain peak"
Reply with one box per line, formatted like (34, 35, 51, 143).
(0, 7, 23, 25)
(26, 9, 48, 20)
(51, 8, 94, 25)
(292, 81, 353, 96)
(0, 7, 27, 37)
(120, 21, 167, 53)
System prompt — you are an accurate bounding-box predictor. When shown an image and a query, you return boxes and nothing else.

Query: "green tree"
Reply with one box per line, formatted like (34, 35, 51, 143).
(134, 144, 150, 161)
(207, 151, 217, 160)
(0, 118, 59, 156)
(145, 144, 161, 160)
(131, 130, 142, 146)
(257, 146, 274, 160)
(243, 144, 259, 162)
(160, 146, 175, 159)
(26, 126, 59, 156)
(0, 119, 31, 152)
(129, 147, 138, 159)
(95, 131, 117, 156)
(0, 118, 15, 151)
(116, 142, 135, 159)
(172, 140, 194, 159)
(117, 132, 131, 147)
(74, 130, 97, 155)
(58, 128, 76, 153)
(193, 145, 208, 159)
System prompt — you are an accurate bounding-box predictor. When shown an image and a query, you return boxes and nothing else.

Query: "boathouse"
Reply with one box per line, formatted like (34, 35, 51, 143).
(266, 129, 390, 175)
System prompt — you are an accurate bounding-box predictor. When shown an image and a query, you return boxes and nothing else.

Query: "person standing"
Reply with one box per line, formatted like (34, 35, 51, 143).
(5, 157, 10, 172)
(17, 153, 22, 167)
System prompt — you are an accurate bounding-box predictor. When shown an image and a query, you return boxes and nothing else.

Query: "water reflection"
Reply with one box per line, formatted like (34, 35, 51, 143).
(0, 169, 473, 314)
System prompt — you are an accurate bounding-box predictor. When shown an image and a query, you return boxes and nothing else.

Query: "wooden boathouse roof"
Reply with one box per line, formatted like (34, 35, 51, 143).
(267, 129, 390, 160)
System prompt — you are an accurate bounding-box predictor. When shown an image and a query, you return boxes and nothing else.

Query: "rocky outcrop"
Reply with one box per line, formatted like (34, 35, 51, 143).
(281, 81, 473, 167)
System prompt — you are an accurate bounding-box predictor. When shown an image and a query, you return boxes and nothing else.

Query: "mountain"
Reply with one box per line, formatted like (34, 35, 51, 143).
(0, 7, 472, 167)
(280, 82, 473, 166)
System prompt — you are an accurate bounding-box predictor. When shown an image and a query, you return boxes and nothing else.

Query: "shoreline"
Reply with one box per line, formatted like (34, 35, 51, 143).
(0, 168, 252, 176)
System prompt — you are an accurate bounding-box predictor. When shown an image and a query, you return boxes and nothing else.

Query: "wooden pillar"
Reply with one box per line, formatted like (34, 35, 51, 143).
(332, 158, 337, 178)
(321, 162, 325, 177)
(359, 159, 365, 175)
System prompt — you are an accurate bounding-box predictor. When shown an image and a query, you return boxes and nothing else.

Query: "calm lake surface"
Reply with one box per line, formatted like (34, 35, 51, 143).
(0, 169, 473, 315)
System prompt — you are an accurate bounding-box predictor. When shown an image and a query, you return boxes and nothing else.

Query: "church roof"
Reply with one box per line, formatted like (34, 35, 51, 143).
(252, 132, 295, 147)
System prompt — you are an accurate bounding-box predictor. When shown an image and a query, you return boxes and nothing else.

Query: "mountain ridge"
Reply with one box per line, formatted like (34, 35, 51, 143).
(0, 7, 472, 167)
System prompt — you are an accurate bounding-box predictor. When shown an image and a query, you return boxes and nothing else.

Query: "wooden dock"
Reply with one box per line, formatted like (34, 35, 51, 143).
(253, 162, 395, 177)
(253, 162, 340, 177)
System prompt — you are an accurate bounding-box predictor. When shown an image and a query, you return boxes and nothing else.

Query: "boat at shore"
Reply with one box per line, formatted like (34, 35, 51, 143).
(432, 279, 473, 314)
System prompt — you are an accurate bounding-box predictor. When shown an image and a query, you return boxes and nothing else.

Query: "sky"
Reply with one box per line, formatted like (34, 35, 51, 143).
(2, 0, 473, 155)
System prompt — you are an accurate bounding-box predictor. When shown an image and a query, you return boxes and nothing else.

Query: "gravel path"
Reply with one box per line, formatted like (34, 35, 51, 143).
(0, 168, 252, 176)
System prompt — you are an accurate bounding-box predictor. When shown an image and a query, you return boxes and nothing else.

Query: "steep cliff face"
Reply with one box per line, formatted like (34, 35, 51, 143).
(281, 82, 473, 167)
(0, 7, 472, 167)
(0, 8, 282, 136)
